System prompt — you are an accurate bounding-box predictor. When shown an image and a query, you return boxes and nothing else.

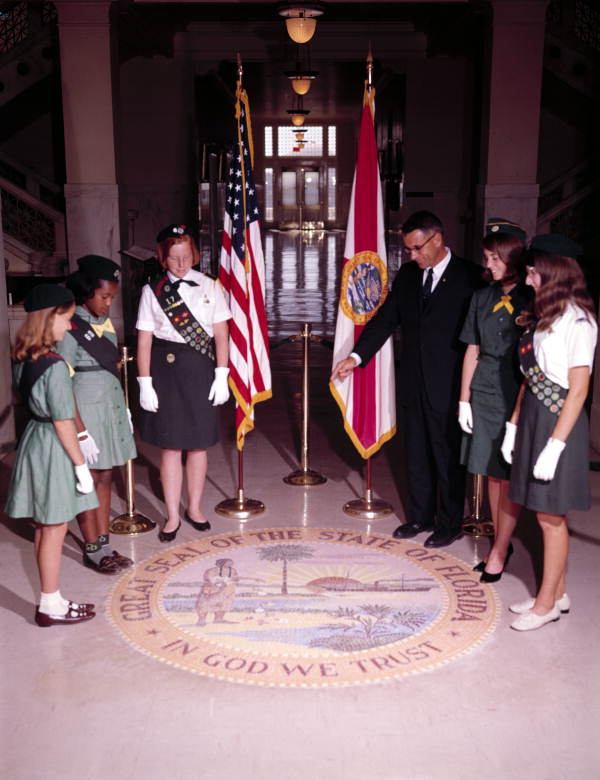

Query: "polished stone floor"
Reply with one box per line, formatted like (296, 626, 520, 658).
(1, 230, 599, 779)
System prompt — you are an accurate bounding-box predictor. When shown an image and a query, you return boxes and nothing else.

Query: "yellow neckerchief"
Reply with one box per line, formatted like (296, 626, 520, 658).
(492, 295, 514, 315)
(90, 318, 116, 338)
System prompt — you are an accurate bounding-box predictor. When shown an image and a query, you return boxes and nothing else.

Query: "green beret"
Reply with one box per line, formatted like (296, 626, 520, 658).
(156, 223, 191, 243)
(485, 217, 526, 242)
(530, 233, 581, 259)
(24, 284, 74, 312)
(77, 254, 121, 281)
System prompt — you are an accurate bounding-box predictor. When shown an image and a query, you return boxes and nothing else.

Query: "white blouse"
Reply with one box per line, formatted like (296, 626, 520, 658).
(136, 269, 231, 342)
(533, 303, 598, 388)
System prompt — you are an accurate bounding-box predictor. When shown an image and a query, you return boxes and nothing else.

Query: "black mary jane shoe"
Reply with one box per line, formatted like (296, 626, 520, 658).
(184, 511, 211, 533)
(109, 550, 134, 569)
(479, 543, 514, 583)
(158, 522, 181, 543)
(35, 606, 95, 627)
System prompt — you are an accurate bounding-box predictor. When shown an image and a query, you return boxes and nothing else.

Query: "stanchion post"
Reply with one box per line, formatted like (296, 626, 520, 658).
(462, 474, 494, 538)
(109, 345, 156, 535)
(284, 322, 326, 486)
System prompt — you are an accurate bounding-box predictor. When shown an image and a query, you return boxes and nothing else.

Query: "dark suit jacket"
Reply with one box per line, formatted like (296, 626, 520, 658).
(354, 254, 483, 412)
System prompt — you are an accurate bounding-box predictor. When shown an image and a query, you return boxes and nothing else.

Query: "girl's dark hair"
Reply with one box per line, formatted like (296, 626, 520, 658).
(65, 270, 99, 305)
(481, 233, 525, 286)
(518, 250, 596, 331)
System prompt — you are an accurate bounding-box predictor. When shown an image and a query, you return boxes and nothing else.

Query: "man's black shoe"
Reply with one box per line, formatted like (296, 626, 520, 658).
(424, 527, 463, 548)
(393, 521, 434, 539)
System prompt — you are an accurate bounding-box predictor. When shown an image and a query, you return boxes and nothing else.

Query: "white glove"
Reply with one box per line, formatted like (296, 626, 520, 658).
(126, 408, 134, 433)
(77, 429, 99, 465)
(208, 367, 230, 406)
(501, 422, 517, 464)
(74, 463, 94, 494)
(138, 376, 159, 412)
(533, 438, 566, 481)
(458, 402, 473, 434)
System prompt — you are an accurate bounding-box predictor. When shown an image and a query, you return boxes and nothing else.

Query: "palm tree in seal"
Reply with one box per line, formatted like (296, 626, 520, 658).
(256, 544, 314, 595)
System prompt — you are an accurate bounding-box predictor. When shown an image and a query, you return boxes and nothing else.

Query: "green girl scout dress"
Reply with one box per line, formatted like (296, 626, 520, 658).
(459, 280, 531, 480)
(56, 307, 136, 469)
(5, 357, 99, 525)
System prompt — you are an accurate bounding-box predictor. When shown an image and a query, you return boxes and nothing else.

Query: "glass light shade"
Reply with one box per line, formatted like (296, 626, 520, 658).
(291, 76, 312, 95)
(285, 16, 317, 44)
(290, 113, 306, 127)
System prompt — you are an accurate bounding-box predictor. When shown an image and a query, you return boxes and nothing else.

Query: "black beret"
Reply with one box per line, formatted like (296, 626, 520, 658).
(485, 217, 526, 242)
(77, 254, 121, 281)
(24, 284, 74, 312)
(156, 223, 191, 244)
(530, 233, 581, 259)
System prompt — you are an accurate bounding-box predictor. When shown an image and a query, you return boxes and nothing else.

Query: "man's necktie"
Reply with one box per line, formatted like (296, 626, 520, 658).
(172, 279, 199, 290)
(422, 268, 434, 304)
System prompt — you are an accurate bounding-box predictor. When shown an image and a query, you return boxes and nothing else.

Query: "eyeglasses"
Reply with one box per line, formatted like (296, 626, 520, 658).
(403, 232, 436, 255)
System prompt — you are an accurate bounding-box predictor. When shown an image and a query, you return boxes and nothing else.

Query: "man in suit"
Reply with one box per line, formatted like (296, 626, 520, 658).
(331, 210, 482, 547)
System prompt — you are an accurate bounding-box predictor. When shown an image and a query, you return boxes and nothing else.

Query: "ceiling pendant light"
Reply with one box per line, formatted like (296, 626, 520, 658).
(285, 65, 319, 95)
(278, 3, 324, 45)
(287, 94, 310, 126)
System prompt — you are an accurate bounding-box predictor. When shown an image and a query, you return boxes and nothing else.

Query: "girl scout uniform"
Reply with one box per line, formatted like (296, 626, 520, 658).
(509, 303, 597, 514)
(6, 353, 99, 525)
(136, 269, 231, 449)
(460, 280, 531, 479)
(57, 307, 136, 469)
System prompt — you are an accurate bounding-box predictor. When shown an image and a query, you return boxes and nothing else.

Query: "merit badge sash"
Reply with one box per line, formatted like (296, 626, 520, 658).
(518, 326, 567, 416)
(152, 275, 215, 361)
(69, 314, 120, 379)
(18, 352, 64, 420)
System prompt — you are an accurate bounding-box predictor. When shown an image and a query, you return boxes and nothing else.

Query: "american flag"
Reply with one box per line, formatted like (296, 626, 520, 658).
(219, 83, 272, 449)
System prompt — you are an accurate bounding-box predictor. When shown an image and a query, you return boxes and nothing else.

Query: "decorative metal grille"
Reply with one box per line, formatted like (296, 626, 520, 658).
(1, 189, 56, 253)
(546, 1, 563, 26)
(41, 2, 57, 26)
(0, 1, 29, 54)
(575, 0, 600, 51)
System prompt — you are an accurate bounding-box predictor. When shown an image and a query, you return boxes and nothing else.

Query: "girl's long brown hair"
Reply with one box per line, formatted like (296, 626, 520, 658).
(12, 303, 74, 362)
(481, 233, 525, 286)
(518, 251, 595, 331)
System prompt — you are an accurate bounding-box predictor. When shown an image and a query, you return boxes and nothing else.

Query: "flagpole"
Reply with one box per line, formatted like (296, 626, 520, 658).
(215, 53, 266, 521)
(341, 48, 392, 520)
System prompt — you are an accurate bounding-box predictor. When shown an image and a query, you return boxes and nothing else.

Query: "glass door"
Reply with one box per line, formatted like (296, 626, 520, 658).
(279, 166, 323, 229)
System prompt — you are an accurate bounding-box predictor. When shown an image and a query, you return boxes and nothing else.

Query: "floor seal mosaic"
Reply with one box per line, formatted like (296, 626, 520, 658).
(108, 527, 500, 687)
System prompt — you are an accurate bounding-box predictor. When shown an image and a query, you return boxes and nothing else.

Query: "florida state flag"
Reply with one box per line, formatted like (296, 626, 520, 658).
(329, 86, 396, 458)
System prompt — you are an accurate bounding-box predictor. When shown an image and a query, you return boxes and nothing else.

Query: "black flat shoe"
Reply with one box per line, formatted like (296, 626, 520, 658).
(184, 511, 211, 533)
(424, 527, 463, 548)
(392, 521, 434, 539)
(158, 522, 181, 543)
(480, 543, 514, 583)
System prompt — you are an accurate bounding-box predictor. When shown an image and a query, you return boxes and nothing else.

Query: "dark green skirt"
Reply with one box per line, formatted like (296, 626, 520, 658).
(509, 389, 590, 514)
(461, 390, 511, 480)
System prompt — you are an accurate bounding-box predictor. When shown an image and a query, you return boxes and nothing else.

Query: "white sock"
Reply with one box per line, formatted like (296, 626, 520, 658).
(39, 590, 67, 616)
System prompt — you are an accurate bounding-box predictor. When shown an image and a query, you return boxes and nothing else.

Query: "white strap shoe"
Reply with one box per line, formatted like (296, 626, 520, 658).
(509, 593, 570, 615)
(510, 605, 561, 631)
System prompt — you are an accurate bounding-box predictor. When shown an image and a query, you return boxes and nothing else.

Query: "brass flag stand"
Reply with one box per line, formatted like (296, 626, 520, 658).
(343, 457, 393, 520)
(284, 322, 327, 486)
(215, 449, 265, 520)
(462, 474, 494, 537)
(109, 346, 156, 535)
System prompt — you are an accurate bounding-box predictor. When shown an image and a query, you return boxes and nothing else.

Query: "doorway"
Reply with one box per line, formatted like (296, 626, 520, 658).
(280, 165, 323, 229)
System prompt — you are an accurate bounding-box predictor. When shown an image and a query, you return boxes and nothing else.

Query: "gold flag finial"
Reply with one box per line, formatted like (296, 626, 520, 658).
(237, 52, 243, 85)
(366, 44, 373, 88)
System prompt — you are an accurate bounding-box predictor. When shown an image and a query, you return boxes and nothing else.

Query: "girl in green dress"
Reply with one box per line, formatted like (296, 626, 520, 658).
(458, 220, 530, 582)
(59, 255, 137, 574)
(5, 284, 97, 626)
